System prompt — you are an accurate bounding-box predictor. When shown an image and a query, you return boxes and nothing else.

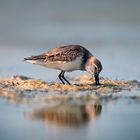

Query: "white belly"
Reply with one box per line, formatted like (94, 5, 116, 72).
(43, 56, 82, 72)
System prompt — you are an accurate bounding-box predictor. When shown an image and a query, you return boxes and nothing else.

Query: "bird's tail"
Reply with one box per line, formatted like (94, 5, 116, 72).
(24, 55, 46, 64)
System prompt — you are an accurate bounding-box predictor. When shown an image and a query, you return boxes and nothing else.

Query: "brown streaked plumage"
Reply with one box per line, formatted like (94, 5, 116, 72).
(24, 45, 102, 85)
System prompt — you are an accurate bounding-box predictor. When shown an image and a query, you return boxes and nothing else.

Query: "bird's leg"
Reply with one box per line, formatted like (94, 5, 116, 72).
(58, 71, 65, 84)
(61, 71, 71, 85)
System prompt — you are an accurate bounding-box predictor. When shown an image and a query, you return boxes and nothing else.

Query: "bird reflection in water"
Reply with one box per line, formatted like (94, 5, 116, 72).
(27, 102, 102, 126)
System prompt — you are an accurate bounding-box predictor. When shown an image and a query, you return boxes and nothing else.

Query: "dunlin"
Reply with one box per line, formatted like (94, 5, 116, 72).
(24, 45, 102, 85)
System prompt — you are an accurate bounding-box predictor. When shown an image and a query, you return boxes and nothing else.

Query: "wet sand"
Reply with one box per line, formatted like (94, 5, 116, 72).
(0, 75, 139, 103)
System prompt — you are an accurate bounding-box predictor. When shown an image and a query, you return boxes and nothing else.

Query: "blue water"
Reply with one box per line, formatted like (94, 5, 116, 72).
(0, 97, 140, 140)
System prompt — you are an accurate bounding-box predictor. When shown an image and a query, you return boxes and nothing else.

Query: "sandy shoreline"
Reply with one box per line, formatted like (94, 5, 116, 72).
(0, 75, 139, 103)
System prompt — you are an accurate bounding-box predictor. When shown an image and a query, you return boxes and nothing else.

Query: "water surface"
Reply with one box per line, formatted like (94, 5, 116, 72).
(0, 97, 140, 140)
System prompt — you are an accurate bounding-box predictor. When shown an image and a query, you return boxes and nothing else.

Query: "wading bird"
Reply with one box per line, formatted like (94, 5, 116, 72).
(24, 45, 102, 85)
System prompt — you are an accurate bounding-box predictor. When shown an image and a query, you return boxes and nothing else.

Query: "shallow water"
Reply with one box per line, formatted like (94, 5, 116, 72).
(0, 96, 140, 140)
(0, 1, 140, 140)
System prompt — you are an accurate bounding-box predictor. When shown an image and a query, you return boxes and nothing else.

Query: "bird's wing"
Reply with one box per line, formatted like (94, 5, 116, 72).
(43, 45, 84, 62)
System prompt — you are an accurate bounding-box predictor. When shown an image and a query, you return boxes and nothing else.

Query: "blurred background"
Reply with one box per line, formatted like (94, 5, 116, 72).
(0, 0, 140, 81)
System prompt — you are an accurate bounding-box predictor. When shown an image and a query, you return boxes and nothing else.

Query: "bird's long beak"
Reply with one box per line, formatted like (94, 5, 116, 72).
(94, 73, 99, 86)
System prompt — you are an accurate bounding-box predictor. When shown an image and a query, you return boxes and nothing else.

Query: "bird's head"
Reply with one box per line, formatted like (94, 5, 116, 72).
(85, 56, 102, 85)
